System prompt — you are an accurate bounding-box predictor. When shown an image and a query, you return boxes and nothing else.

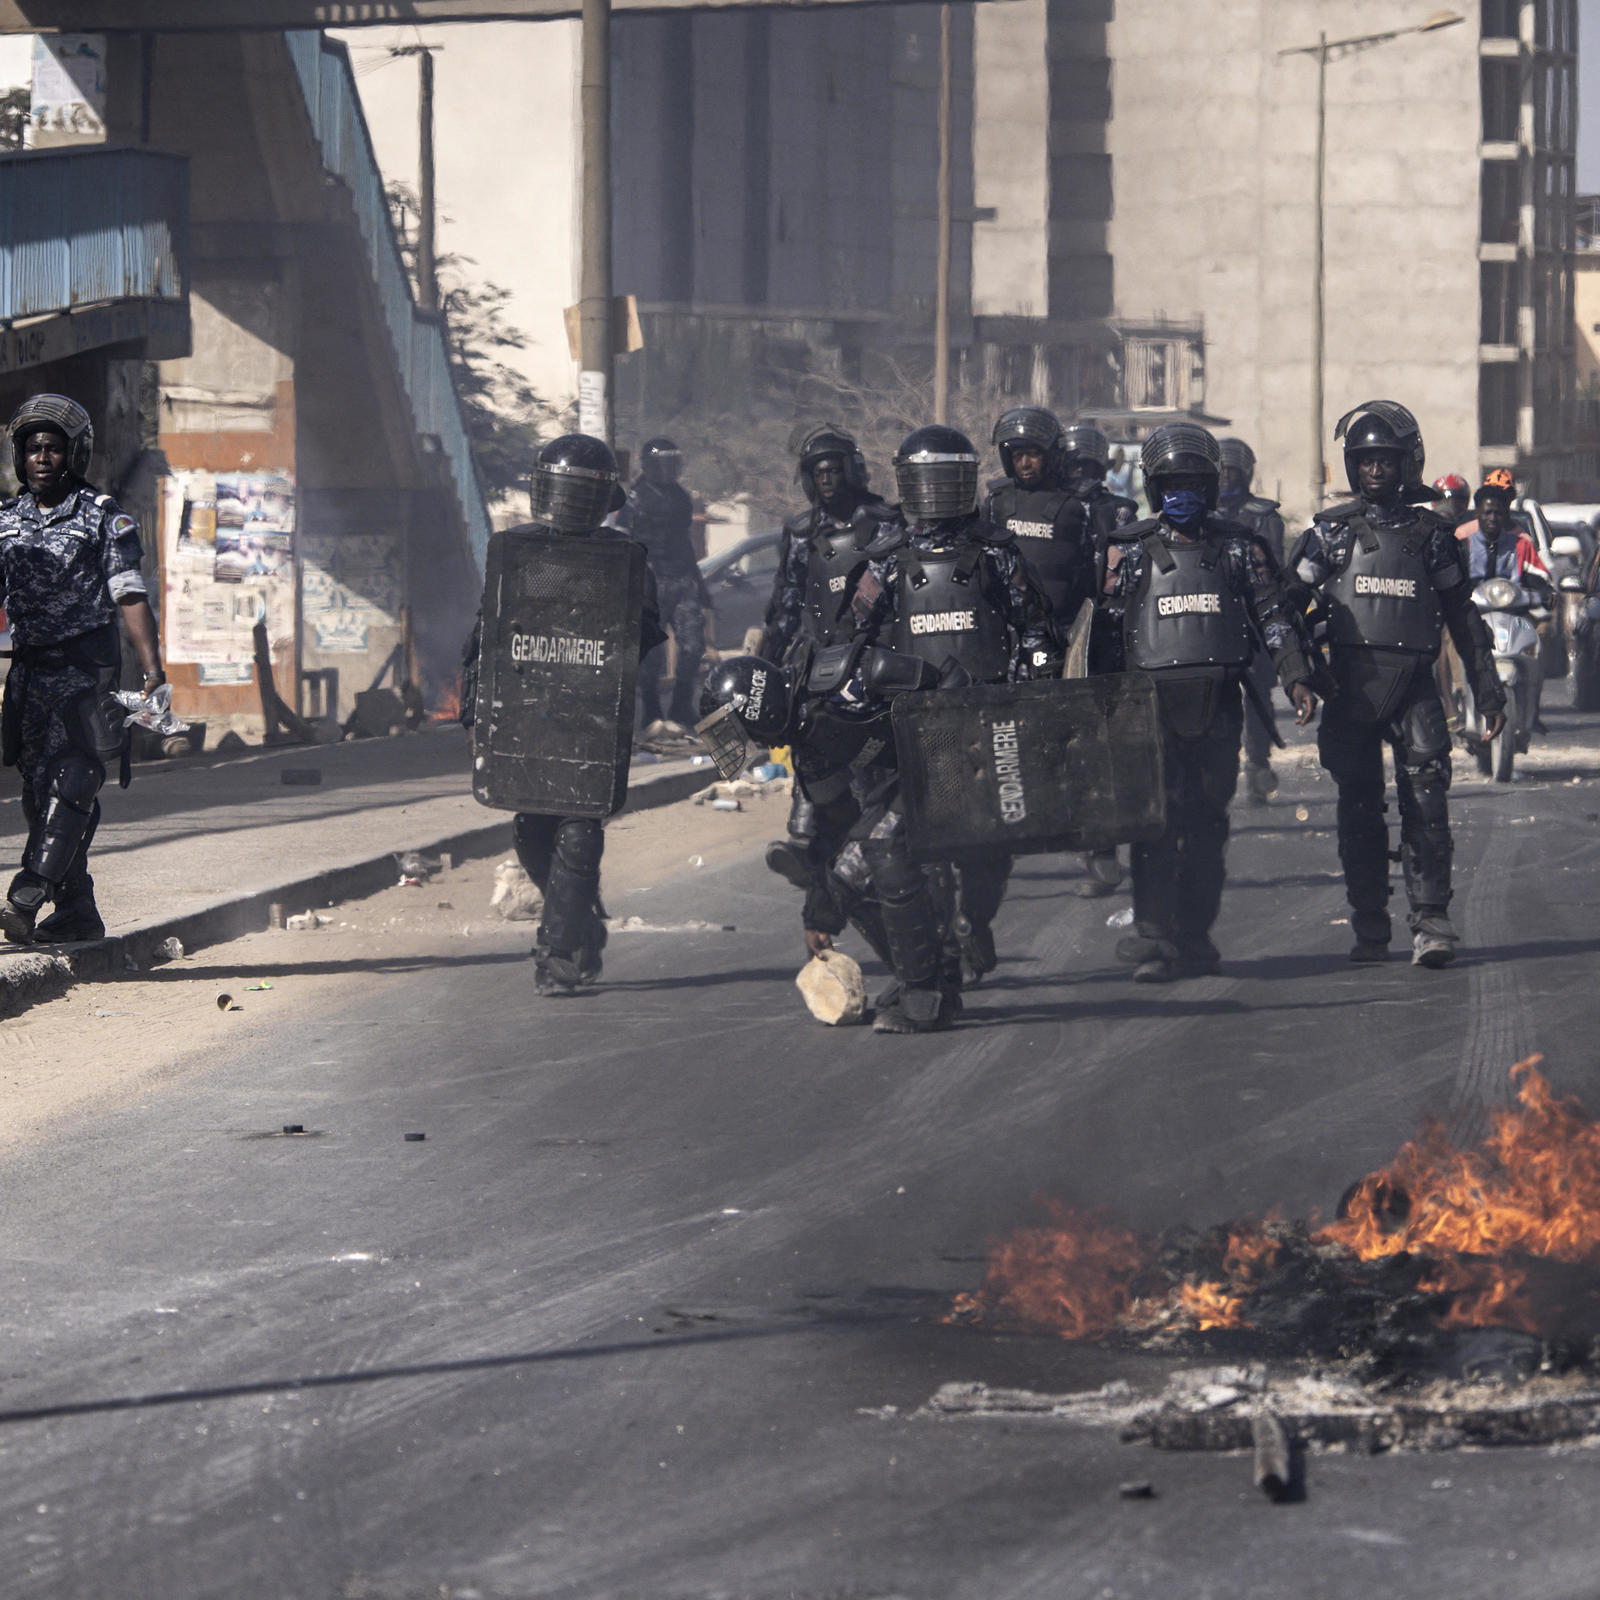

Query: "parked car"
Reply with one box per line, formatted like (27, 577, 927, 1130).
(699, 528, 782, 656)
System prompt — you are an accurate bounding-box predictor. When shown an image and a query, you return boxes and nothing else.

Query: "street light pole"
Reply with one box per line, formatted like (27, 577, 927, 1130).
(579, 0, 614, 444)
(1279, 10, 1462, 513)
(393, 44, 442, 315)
(933, 1, 952, 425)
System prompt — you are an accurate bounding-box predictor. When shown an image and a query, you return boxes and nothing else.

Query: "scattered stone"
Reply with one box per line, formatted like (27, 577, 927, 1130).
(1118, 1481, 1155, 1500)
(489, 860, 542, 922)
(155, 936, 184, 961)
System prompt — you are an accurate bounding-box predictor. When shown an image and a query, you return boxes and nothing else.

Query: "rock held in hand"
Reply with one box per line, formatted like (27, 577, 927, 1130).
(796, 949, 866, 1026)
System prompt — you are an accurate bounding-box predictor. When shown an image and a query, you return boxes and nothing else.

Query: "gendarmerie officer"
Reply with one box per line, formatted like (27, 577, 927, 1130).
(982, 406, 1096, 627)
(1218, 436, 1289, 805)
(0, 395, 163, 943)
(1061, 420, 1139, 544)
(616, 436, 704, 734)
(1102, 423, 1318, 983)
(984, 407, 1122, 900)
(851, 424, 1056, 998)
(461, 434, 665, 995)
(758, 425, 896, 888)
(1290, 401, 1503, 968)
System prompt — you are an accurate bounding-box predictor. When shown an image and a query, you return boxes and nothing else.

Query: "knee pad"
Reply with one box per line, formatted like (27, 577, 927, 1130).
(861, 838, 922, 905)
(512, 812, 556, 883)
(47, 752, 103, 811)
(552, 818, 604, 877)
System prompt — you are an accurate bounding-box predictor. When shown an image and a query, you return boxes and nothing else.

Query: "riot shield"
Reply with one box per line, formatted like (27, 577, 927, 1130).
(892, 673, 1166, 863)
(473, 528, 647, 817)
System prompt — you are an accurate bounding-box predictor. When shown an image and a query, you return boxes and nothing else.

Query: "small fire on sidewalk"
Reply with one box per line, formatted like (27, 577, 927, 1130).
(949, 1057, 1600, 1353)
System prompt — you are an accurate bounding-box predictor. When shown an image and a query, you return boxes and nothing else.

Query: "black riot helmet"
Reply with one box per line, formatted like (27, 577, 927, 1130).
(528, 432, 622, 533)
(1333, 400, 1429, 499)
(696, 654, 793, 778)
(640, 436, 683, 486)
(991, 406, 1064, 482)
(1140, 422, 1222, 509)
(1060, 420, 1111, 479)
(893, 424, 980, 521)
(9, 393, 93, 482)
(796, 425, 869, 504)
(1218, 437, 1256, 489)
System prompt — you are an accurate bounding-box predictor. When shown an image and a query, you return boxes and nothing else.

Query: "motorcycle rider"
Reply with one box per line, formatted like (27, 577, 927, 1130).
(1464, 469, 1552, 739)
(757, 426, 896, 889)
(1218, 437, 1289, 806)
(615, 436, 705, 735)
(839, 424, 1055, 1025)
(1433, 474, 1472, 530)
(1289, 401, 1504, 968)
(1101, 423, 1319, 983)
(461, 434, 665, 996)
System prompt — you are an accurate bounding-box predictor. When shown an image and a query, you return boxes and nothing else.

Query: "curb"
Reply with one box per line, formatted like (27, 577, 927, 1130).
(0, 758, 710, 1018)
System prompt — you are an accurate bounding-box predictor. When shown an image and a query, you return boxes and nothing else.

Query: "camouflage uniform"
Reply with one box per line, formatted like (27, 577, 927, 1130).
(0, 485, 146, 917)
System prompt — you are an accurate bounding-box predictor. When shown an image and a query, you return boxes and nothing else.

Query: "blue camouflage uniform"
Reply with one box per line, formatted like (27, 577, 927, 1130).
(0, 485, 147, 915)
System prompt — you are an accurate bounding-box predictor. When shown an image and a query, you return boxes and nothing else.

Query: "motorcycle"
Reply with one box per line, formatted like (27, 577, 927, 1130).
(1459, 576, 1546, 783)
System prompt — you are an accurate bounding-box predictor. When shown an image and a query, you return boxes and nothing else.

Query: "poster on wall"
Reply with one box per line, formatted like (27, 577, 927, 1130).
(162, 470, 297, 667)
(29, 35, 107, 145)
(301, 532, 403, 655)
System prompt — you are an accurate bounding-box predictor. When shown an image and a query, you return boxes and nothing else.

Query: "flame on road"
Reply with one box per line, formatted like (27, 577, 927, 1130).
(950, 1057, 1599, 1340)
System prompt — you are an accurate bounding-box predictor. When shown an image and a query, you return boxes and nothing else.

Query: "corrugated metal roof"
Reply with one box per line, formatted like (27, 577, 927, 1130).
(0, 146, 187, 321)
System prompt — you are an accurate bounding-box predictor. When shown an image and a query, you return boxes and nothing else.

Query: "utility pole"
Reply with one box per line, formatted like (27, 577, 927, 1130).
(393, 44, 442, 315)
(1279, 11, 1462, 514)
(578, 0, 614, 443)
(933, 1, 952, 425)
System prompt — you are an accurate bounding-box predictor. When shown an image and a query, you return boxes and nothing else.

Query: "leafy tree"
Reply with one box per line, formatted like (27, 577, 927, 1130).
(386, 181, 552, 503)
(0, 87, 29, 152)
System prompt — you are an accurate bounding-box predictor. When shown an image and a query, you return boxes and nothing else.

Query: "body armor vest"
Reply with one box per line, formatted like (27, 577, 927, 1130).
(1322, 515, 1443, 655)
(1124, 532, 1254, 672)
(1081, 486, 1136, 545)
(988, 483, 1090, 619)
(891, 543, 1012, 683)
(800, 512, 871, 647)
(1225, 496, 1285, 565)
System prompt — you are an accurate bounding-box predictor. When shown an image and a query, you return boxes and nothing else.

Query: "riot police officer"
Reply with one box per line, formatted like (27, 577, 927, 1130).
(0, 395, 164, 944)
(758, 424, 896, 890)
(984, 406, 1123, 898)
(616, 436, 705, 734)
(1061, 420, 1139, 543)
(1218, 437, 1289, 804)
(1290, 401, 1504, 968)
(850, 424, 1056, 1007)
(983, 407, 1095, 625)
(462, 434, 665, 996)
(1102, 423, 1318, 983)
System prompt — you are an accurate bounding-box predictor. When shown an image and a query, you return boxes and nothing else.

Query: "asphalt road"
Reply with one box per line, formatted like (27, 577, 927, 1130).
(2, 689, 1599, 1599)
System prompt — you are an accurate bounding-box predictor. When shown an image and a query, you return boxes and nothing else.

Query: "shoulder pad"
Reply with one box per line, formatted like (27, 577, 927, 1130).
(1244, 495, 1281, 514)
(1316, 500, 1364, 524)
(861, 521, 907, 560)
(1205, 512, 1250, 540)
(782, 508, 812, 536)
(855, 495, 897, 526)
(1411, 506, 1451, 533)
(983, 474, 1011, 495)
(1112, 515, 1163, 542)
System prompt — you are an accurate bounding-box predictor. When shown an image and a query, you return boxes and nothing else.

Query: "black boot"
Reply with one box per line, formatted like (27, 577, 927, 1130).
(0, 871, 49, 944)
(33, 876, 105, 942)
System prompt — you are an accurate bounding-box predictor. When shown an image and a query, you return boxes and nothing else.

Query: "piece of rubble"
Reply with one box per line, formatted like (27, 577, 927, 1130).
(796, 950, 866, 1026)
(489, 859, 543, 922)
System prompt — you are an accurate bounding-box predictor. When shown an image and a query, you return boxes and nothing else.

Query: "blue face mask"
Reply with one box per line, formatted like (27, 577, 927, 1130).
(1162, 489, 1207, 528)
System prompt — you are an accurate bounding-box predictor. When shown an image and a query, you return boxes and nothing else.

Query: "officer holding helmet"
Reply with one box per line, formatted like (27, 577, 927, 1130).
(758, 424, 895, 890)
(616, 436, 706, 735)
(1290, 401, 1504, 968)
(462, 433, 665, 996)
(0, 394, 163, 943)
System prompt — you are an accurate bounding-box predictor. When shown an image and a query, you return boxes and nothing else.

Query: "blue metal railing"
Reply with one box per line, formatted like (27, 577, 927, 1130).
(285, 31, 491, 570)
(0, 146, 188, 323)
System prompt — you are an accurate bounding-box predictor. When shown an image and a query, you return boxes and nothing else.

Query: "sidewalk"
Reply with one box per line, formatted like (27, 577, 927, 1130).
(0, 726, 707, 1014)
